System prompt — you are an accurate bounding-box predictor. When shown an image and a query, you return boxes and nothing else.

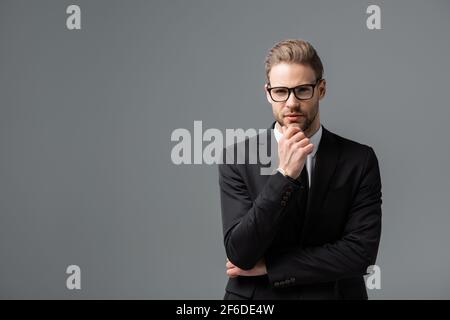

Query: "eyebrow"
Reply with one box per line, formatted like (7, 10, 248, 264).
(269, 81, 316, 88)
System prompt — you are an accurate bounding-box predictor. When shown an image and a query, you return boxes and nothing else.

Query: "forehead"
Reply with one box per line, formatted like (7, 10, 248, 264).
(268, 63, 316, 87)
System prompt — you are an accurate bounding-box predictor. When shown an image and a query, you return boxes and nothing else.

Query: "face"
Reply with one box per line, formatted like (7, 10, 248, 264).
(265, 63, 326, 136)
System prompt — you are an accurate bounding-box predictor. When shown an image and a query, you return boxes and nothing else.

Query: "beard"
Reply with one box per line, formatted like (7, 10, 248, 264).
(276, 104, 319, 133)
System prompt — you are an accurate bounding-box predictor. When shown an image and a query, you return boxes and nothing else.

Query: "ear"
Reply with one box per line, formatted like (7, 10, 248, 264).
(264, 83, 272, 103)
(318, 79, 326, 100)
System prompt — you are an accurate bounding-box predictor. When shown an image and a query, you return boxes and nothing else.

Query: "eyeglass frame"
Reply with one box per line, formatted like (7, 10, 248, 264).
(266, 78, 323, 102)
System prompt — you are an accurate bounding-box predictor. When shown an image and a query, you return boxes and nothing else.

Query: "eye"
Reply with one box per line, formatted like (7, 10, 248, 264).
(296, 87, 309, 93)
(273, 88, 287, 95)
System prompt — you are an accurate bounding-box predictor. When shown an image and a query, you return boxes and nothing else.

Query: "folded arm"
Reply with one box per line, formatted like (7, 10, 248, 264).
(219, 159, 301, 270)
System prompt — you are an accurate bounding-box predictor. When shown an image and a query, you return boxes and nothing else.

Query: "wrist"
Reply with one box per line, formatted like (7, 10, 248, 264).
(277, 167, 301, 186)
(277, 167, 295, 179)
(276, 167, 287, 177)
(277, 167, 301, 180)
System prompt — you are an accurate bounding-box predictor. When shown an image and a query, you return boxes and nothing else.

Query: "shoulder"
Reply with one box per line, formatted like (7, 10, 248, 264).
(324, 127, 378, 165)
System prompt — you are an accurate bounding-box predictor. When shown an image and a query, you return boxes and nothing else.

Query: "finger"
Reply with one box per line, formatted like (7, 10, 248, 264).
(228, 268, 244, 277)
(226, 261, 235, 269)
(294, 138, 311, 148)
(284, 126, 301, 140)
(239, 270, 250, 276)
(304, 143, 314, 154)
(292, 143, 314, 159)
(290, 131, 306, 143)
(226, 267, 239, 277)
(298, 143, 314, 155)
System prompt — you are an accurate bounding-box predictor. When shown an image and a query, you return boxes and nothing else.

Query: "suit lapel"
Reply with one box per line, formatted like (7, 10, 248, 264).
(301, 126, 340, 243)
(255, 123, 340, 242)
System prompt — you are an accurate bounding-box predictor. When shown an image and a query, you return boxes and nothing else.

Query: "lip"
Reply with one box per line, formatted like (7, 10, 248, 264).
(285, 114, 304, 119)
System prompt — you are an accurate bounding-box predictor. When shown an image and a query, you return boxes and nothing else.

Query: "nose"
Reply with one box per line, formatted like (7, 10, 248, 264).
(285, 90, 301, 110)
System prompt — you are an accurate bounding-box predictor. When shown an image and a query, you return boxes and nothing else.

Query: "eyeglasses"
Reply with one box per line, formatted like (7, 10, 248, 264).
(267, 78, 322, 102)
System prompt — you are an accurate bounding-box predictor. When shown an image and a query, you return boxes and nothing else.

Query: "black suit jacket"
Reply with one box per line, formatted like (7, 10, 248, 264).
(218, 122, 382, 300)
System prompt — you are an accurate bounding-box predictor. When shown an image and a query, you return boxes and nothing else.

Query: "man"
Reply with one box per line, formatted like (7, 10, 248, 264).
(218, 39, 382, 300)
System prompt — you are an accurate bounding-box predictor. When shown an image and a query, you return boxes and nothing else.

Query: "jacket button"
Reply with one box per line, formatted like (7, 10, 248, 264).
(281, 200, 286, 206)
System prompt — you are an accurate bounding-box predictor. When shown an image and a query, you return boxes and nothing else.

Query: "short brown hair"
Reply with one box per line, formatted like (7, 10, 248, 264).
(264, 39, 324, 84)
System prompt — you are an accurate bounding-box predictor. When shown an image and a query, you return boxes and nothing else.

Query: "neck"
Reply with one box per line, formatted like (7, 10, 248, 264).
(304, 120, 321, 138)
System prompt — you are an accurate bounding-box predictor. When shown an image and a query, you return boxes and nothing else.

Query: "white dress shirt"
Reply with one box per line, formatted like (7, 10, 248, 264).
(274, 124, 323, 188)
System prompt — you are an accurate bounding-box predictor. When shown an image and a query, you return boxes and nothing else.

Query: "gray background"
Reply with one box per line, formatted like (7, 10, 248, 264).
(1, 0, 449, 299)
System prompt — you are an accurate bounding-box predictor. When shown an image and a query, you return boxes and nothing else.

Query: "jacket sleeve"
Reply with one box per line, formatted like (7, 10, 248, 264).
(265, 147, 382, 288)
(218, 153, 302, 270)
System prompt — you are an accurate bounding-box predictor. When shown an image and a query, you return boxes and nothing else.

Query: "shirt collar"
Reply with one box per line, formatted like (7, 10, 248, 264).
(274, 123, 323, 158)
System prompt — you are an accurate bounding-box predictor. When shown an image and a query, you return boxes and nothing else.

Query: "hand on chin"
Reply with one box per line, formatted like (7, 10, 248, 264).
(284, 119, 302, 130)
